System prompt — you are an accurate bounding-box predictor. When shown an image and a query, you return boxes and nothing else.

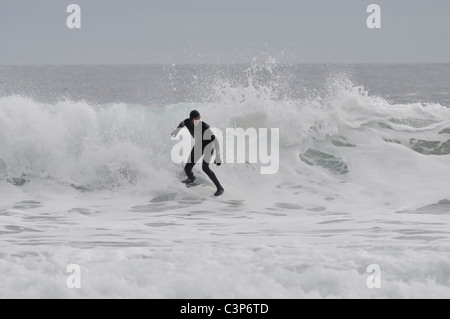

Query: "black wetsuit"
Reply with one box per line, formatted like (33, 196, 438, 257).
(173, 119, 223, 191)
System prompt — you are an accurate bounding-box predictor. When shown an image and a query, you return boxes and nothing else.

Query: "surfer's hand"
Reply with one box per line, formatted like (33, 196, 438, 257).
(214, 159, 222, 166)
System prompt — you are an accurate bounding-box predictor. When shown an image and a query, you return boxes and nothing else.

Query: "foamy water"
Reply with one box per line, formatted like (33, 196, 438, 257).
(0, 64, 450, 298)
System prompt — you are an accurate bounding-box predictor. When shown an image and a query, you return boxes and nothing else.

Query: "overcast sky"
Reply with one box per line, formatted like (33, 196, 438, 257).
(1, 0, 449, 64)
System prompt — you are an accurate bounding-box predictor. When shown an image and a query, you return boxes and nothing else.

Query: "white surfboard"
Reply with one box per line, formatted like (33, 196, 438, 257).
(187, 184, 245, 205)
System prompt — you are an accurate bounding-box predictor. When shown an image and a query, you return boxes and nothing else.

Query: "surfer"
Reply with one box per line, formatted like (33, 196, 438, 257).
(171, 110, 225, 197)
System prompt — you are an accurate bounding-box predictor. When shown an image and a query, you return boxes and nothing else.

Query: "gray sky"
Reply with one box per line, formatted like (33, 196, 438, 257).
(1, 0, 449, 64)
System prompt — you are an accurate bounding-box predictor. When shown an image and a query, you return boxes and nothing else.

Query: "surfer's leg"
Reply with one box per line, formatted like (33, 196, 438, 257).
(202, 160, 224, 191)
(184, 163, 195, 179)
(184, 149, 196, 179)
(184, 147, 201, 180)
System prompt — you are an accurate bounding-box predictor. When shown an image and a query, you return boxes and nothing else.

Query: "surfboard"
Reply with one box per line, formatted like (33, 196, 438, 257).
(186, 183, 245, 205)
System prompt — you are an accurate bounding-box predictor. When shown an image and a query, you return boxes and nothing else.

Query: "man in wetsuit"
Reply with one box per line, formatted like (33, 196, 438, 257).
(171, 110, 225, 197)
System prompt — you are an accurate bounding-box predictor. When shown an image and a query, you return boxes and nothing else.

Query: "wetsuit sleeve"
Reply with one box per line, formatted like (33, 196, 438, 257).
(171, 120, 186, 137)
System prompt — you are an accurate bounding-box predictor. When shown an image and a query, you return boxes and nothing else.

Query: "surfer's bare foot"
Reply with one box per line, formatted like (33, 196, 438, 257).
(214, 189, 224, 197)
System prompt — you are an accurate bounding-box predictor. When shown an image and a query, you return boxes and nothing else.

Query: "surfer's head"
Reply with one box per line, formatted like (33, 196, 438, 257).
(190, 110, 201, 126)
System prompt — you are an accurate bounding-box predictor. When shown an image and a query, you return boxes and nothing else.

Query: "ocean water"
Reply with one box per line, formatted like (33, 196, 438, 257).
(0, 63, 450, 298)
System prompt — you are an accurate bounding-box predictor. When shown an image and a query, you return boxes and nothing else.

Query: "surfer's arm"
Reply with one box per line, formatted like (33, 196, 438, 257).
(171, 121, 185, 137)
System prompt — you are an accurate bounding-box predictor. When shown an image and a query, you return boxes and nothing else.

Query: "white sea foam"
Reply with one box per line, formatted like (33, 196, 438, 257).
(1, 72, 450, 298)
